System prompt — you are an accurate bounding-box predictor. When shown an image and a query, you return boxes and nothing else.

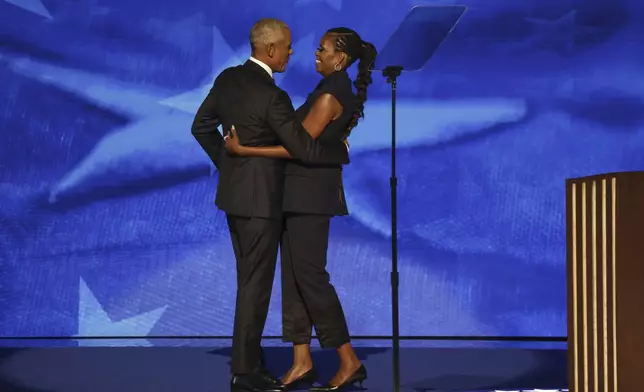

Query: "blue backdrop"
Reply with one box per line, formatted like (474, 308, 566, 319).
(1, 0, 643, 343)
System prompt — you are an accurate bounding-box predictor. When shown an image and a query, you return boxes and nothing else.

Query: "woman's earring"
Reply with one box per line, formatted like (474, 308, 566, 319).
(334, 63, 342, 71)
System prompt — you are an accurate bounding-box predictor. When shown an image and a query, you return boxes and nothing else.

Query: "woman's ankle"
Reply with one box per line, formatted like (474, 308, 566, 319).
(293, 344, 313, 368)
(336, 343, 360, 367)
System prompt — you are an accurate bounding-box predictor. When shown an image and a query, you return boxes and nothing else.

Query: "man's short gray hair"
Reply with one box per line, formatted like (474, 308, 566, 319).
(250, 18, 289, 50)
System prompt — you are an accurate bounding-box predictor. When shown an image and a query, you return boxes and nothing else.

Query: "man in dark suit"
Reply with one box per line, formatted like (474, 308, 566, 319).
(191, 18, 349, 392)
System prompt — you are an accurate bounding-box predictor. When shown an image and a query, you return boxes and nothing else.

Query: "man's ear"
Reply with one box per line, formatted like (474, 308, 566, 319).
(267, 43, 275, 57)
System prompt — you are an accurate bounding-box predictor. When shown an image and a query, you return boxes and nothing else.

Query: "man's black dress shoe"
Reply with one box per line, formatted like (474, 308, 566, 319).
(230, 372, 284, 392)
(258, 368, 284, 388)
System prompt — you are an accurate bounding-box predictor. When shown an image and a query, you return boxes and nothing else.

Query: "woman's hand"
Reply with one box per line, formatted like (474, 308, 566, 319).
(223, 125, 292, 159)
(224, 125, 244, 156)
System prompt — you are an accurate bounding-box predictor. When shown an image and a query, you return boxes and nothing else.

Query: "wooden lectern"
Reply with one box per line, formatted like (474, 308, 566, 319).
(566, 172, 644, 392)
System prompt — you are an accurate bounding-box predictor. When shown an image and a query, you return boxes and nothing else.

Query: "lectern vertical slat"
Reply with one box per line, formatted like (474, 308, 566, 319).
(569, 182, 579, 392)
(598, 179, 607, 392)
(591, 181, 599, 392)
(609, 177, 617, 392)
(584, 182, 594, 391)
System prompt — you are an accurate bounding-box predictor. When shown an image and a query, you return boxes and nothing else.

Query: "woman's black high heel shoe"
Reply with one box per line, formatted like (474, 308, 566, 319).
(284, 368, 318, 390)
(309, 364, 367, 391)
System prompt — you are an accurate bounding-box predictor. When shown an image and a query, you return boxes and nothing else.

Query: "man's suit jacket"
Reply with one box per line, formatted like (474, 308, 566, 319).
(191, 60, 350, 219)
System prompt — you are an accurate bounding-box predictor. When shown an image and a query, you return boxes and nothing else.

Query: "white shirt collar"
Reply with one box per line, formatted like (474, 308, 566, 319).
(249, 57, 273, 78)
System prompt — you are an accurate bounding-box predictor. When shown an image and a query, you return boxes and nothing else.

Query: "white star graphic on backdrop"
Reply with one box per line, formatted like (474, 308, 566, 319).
(76, 277, 167, 346)
(0, 24, 241, 202)
(294, 0, 343, 11)
(4, 0, 51, 18)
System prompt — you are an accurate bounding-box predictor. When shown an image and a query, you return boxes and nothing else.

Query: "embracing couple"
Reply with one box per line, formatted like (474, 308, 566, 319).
(191, 18, 376, 392)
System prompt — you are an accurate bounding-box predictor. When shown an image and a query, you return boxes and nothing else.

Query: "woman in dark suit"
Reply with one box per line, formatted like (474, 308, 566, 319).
(225, 27, 376, 390)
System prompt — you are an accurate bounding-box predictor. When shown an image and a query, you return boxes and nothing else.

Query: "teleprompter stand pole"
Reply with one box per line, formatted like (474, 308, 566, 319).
(383, 65, 403, 392)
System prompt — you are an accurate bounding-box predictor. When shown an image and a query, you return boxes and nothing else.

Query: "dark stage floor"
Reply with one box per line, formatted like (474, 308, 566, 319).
(0, 341, 568, 392)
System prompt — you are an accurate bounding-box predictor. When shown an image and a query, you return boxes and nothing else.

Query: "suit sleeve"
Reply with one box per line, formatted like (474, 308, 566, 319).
(191, 82, 224, 168)
(266, 90, 349, 165)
